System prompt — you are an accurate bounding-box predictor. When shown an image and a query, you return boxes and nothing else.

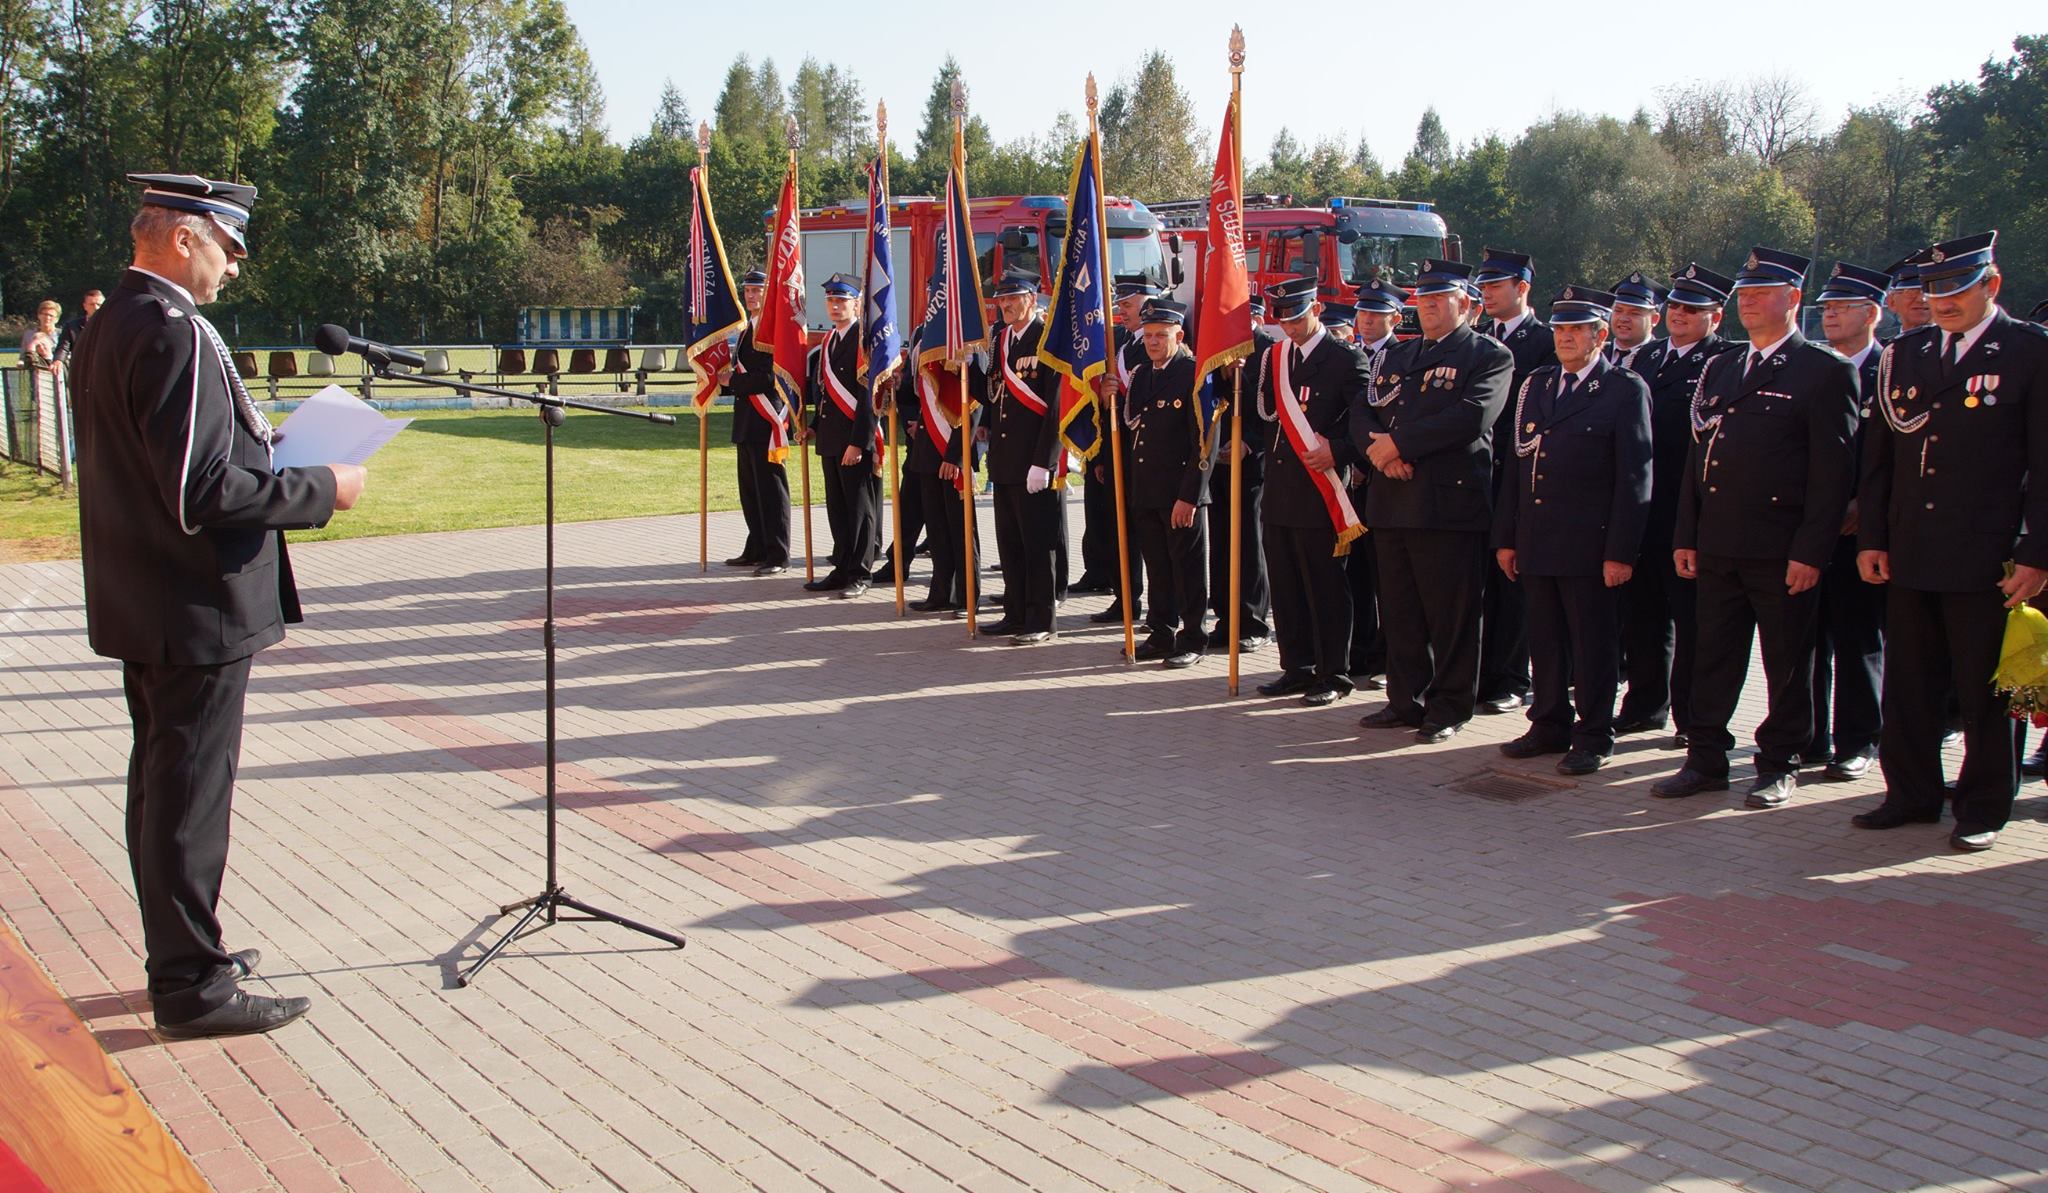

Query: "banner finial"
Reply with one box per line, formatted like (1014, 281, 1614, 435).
(1230, 25, 1246, 74)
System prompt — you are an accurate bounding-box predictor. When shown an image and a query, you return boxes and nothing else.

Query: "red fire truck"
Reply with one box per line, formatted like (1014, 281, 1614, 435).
(1150, 195, 1458, 334)
(781, 193, 1173, 338)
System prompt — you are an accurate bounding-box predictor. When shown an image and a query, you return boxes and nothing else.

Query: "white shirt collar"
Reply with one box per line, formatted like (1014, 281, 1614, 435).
(1747, 330, 1795, 362)
(130, 266, 196, 308)
(1363, 333, 1396, 355)
(1943, 307, 2001, 360)
(1293, 327, 1327, 358)
(1845, 341, 1878, 369)
(1495, 311, 1528, 338)
(1564, 359, 1600, 386)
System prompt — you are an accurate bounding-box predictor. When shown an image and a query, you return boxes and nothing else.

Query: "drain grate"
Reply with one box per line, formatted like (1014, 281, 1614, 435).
(1452, 768, 1575, 801)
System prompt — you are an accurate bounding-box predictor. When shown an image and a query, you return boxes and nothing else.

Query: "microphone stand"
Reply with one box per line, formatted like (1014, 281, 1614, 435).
(365, 365, 688, 986)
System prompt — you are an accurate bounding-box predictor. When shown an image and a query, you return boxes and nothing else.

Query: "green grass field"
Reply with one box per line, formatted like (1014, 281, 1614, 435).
(0, 405, 849, 561)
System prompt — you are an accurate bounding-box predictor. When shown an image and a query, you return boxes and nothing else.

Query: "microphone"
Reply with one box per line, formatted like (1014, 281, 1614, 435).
(314, 323, 427, 371)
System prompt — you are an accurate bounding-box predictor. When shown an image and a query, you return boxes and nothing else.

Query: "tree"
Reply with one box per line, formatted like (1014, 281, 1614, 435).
(1923, 35, 2048, 312)
(650, 79, 690, 141)
(905, 56, 991, 195)
(1734, 72, 1818, 170)
(1409, 107, 1451, 171)
(1099, 50, 1203, 200)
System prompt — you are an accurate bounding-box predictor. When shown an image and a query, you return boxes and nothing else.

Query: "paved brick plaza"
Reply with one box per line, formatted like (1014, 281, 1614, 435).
(3, 503, 2047, 1192)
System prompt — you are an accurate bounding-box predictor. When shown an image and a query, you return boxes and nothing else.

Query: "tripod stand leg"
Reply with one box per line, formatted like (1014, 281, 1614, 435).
(458, 892, 557, 987)
(555, 894, 689, 949)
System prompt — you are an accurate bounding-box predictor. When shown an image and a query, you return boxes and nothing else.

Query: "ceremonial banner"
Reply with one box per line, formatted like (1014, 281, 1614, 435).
(684, 166, 746, 409)
(862, 155, 903, 389)
(756, 164, 810, 417)
(1192, 89, 1255, 457)
(914, 139, 988, 484)
(1036, 135, 1107, 465)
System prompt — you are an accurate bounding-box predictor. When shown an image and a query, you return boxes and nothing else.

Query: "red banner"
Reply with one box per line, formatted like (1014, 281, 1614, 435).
(756, 162, 809, 411)
(1193, 91, 1254, 386)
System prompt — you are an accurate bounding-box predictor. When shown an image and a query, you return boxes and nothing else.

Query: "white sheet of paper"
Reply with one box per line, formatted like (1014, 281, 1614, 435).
(270, 384, 411, 470)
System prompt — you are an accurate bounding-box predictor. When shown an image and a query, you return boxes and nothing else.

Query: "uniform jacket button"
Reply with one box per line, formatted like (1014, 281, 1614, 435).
(1925, 501, 1935, 509)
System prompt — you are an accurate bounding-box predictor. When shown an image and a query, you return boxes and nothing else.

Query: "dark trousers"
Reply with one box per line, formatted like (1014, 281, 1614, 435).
(821, 454, 880, 580)
(1344, 528, 1385, 676)
(1687, 553, 1820, 777)
(1098, 462, 1144, 610)
(914, 469, 968, 606)
(734, 442, 790, 566)
(1526, 573, 1622, 754)
(1375, 527, 1487, 727)
(1617, 548, 1687, 725)
(123, 657, 252, 1023)
(1132, 505, 1209, 652)
(1480, 566, 1531, 701)
(1877, 585, 2019, 832)
(993, 482, 1060, 632)
(1265, 520, 1354, 683)
(883, 451, 926, 570)
(1207, 472, 1270, 638)
(1809, 536, 1884, 760)
(1081, 462, 1118, 585)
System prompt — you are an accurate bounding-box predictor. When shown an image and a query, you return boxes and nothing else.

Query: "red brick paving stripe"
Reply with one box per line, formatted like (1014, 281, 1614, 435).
(293, 670, 1604, 1193)
(0, 774, 413, 1192)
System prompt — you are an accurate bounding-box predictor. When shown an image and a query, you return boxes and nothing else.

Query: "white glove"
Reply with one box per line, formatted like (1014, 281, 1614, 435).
(1026, 465, 1050, 493)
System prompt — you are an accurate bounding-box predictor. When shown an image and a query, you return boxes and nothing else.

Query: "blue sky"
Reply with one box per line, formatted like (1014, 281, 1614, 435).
(566, 4, 2034, 167)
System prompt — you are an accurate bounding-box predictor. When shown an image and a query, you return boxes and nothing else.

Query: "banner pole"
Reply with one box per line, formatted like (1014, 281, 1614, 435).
(1226, 37, 1246, 694)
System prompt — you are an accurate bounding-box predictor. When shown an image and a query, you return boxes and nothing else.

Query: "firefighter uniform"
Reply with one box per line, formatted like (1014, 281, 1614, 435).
(1660, 247, 1859, 806)
(1121, 299, 1218, 665)
(983, 272, 1065, 643)
(723, 270, 792, 574)
(1207, 306, 1279, 649)
(1615, 265, 1740, 737)
(1351, 260, 1516, 736)
(1855, 232, 2048, 851)
(1092, 316, 1149, 623)
(1491, 288, 1653, 768)
(1476, 248, 1558, 714)
(804, 276, 883, 596)
(1254, 277, 1374, 705)
(1807, 262, 1893, 777)
(902, 345, 979, 611)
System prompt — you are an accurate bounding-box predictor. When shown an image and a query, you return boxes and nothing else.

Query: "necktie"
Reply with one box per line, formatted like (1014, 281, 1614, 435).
(1747, 351, 1765, 376)
(1289, 347, 1304, 374)
(1558, 373, 1577, 401)
(1946, 334, 1965, 373)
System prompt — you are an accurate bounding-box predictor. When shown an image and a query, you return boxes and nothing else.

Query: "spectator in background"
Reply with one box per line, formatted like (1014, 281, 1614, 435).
(55, 289, 104, 367)
(22, 299, 61, 369)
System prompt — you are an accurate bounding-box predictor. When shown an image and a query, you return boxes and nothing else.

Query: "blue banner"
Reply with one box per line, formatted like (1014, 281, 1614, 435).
(862, 156, 903, 388)
(1036, 134, 1107, 460)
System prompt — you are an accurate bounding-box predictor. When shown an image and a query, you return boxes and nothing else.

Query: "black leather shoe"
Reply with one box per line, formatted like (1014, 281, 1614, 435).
(1133, 637, 1173, 661)
(1415, 721, 1463, 745)
(2024, 748, 2048, 778)
(1477, 693, 1527, 715)
(1500, 734, 1568, 759)
(1010, 630, 1053, 646)
(1851, 803, 1942, 830)
(1350, 672, 1386, 691)
(752, 563, 789, 577)
(804, 574, 846, 592)
(1823, 749, 1876, 781)
(977, 619, 1021, 638)
(1091, 604, 1134, 624)
(836, 579, 872, 599)
(1163, 650, 1202, 669)
(1359, 707, 1421, 730)
(1613, 715, 1669, 735)
(156, 991, 311, 1040)
(1951, 827, 1999, 852)
(1672, 731, 1690, 749)
(723, 555, 760, 568)
(1942, 727, 1963, 748)
(1557, 749, 1608, 776)
(1239, 635, 1273, 653)
(1070, 577, 1113, 595)
(231, 947, 261, 978)
(1652, 768, 1729, 798)
(1258, 671, 1317, 697)
(1745, 771, 1796, 808)
(1301, 679, 1353, 707)
(909, 597, 947, 612)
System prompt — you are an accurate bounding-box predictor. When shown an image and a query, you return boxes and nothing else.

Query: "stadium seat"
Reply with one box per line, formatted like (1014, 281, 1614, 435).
(307, 352, 335, 377)
(634, 347, 669, 395)
(567, 348, 597, 375)
(421, 348, 451, 375)
(497, 348, 527, 379)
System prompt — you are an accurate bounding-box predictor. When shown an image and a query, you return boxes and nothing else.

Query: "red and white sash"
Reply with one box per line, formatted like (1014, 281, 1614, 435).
(999, 325, 1049, 416)
(819, 330, 883, 455)
(730, 339, 790, 463)
(1271, 341, 1365, 553)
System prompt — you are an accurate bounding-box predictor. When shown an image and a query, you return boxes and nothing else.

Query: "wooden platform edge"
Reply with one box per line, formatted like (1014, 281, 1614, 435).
(0, 916, 208, 1192)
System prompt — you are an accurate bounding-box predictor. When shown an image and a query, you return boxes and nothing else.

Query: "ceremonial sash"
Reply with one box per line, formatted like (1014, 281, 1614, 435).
(819, 333, 883, 455)
(1000, 326, 1049, 416)
(734, 350, 791, 463)
(918, 369, 971, 492)
(1271, 341, 1365, 554)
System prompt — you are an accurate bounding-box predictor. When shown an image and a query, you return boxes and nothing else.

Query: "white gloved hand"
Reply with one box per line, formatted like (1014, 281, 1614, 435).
(1026, 465, 1051, 493)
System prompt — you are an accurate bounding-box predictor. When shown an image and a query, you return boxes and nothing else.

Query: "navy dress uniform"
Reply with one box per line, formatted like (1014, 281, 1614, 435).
(74, 175, 341, 1035)
(1252, 277, 1373, 705)
(805, 273, 882, 595)
(1492, 288, 1653, 769)
(1350, 260, 1516, 735)
(1660, 247, 1859, 806)
(1856, 232, 2048, 850)
(1615, 264, 1740, 738)
(1207, 297, 1279, 648)
(723, 269, 792, 574)
(1342, 280, 1408, 681)
(1121, 299, 1220, 665)
(1604, 272, 1668, 374)
(1082, 278, 1156, 598)
(1476, 248, 1557, 713)
(1807, 261, 1893, 777)
(902, 341, 979, 611)
(983, 271, 1066, 643)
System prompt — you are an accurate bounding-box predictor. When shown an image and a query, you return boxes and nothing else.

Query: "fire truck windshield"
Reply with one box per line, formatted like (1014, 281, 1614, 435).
(1343, 234, 1445, 289)
(985, 225, 1169, 291)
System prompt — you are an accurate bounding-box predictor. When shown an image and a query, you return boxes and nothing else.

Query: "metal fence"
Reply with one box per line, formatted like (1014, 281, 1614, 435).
(1, 365, 72, 487)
